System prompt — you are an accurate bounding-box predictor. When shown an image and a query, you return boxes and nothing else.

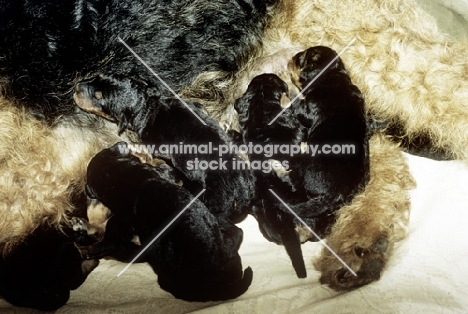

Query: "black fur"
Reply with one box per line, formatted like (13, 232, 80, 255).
(0, 227, 98, 311)
(0, 0, 277, 121)
(235, 73, 305, 155)
(0, 0, 273, 308)
(382, 120, 453, 160)
(74, 74, 256, 223)
(288, 46, 370, 211)
(234, 45, 370, 278)
(234, 73, 309, 278)
(82, 142, 253, 301)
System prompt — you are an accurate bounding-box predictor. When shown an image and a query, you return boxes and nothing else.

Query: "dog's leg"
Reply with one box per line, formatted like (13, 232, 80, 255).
(314, 133, 415, 290)
(268, 0, 468, 160)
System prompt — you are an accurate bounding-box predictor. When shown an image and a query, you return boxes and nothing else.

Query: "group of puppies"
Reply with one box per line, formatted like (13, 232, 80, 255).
(72, 46, 371, 300)
(0, 0, 277, 309)
(3, 0, 464, 311)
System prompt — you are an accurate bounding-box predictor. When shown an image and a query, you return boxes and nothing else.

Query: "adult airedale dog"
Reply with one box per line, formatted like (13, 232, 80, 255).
(1, 0, 466, 309)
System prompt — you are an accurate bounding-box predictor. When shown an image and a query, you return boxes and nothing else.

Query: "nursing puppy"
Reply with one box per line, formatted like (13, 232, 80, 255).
(74, 75, 256, 224)
(287, 46, 370, 206)
(234, 45, 370, 277)
(234, 73, 309, 278)
(80, 142, 252, 301)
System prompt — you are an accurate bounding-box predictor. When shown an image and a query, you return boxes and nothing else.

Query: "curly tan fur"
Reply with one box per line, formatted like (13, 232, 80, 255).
(0, 97, 120, 256)
(272, 0, 468, 160)
(185, 0, 468, 160)
(181, 0, 468, 289)
(315, 133, 415, 289)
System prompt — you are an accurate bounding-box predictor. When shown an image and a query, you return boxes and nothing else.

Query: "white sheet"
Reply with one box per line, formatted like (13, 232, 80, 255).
(65, 154, 468, 313)
(2, 153, 467, 313)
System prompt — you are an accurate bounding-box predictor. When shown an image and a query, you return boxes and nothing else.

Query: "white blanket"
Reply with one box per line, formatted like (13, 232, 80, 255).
(2, 153, 468, 313)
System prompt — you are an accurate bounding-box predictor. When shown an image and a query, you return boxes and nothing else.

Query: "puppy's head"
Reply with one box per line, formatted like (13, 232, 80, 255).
(234, 73, 291, 133)
(0, 227, 99, 311)
(86, 141, 131, 187)
(235, 73, 291, 114)
(73, 75, 148, 134)
(85, 141, 143, 208)
(288, 46, 345, 90)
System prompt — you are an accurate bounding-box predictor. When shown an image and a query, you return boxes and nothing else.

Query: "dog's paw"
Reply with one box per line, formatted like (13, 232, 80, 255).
(315, 234, 389, 291)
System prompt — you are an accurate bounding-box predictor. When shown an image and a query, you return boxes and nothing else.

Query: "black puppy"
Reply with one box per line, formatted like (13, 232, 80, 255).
(234, 73, 309, 278)
(234, 46, 370, 277)
(287, 46, 370, 215)
(0, 0, 277, 120)
(80, 141, 252, 301)
(235, 74, 304, 151)
(74, 75, 256, 224)
(0, 227, 98, 311)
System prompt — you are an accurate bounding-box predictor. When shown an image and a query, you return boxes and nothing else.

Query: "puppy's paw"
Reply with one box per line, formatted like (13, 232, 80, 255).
(71, 216, 105, 246)
(71, 217, 89, 234)
(315, 234, 389, 290)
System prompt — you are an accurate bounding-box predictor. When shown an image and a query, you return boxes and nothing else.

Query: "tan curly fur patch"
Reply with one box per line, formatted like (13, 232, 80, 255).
(314, 133, 415, 289)
(0, 98, 120, 256)
(178, 0, 468, 288)
(184, 0, 468, 161)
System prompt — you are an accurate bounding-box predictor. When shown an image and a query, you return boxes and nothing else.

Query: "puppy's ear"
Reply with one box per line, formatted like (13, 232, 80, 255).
(294, 50, 308, 69)
(289, 51, 307, 89)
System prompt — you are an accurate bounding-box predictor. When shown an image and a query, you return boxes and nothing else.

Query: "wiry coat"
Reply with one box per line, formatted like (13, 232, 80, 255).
(0, 98, 120, 256)
(0, 0, 277, 120)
